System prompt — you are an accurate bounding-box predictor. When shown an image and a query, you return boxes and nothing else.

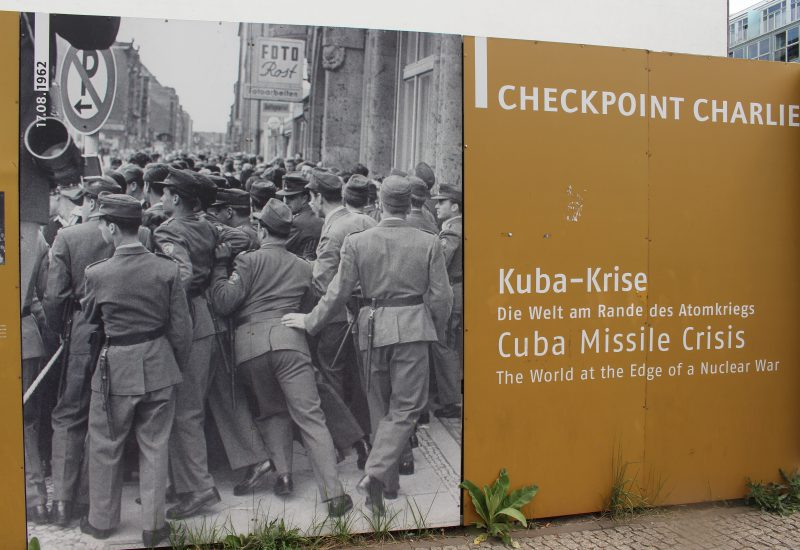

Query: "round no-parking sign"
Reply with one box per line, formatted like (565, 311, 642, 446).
(59, 46, 117, 135)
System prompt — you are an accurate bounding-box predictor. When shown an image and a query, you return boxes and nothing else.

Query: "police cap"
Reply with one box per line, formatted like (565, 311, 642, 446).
(258, 197, 292, 237)
(432, 183, 463, 203)
(380, 175, 412, 209)
(91, 193, 143, 221)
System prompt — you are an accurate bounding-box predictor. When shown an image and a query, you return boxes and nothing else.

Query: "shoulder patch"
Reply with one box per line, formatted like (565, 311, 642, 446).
(227, 271, 241, 284)
(161, 242, 176, 256)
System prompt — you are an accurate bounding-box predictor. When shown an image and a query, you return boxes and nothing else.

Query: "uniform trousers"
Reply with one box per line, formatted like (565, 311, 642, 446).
(429, 283, 463, 407)
(316, 320, 371, 435)
(23, 358, 46, 507)
(50, 349, 92, 502)
(363, 341, 429, 492)
(206, 342, 270, 470)
(88, 386, 175, 531)
(169, 335, 215, 494)
(238, 350, 344, 501)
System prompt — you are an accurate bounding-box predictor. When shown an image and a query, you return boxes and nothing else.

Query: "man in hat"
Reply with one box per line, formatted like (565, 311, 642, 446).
(306, 170, 374, 466)
(21, 222, 50, 524)
(78, 194, 191, 548)
(208, 188, 259, 250)
(142, 163, 170, 231)
(277, 171, 323, 260)
(153, 168, 247, 519)
(43, 176, 149, 526)
(203, 185, 279, 496)
(407, 177, 438, 233)
(430, 184, 464, 419)
(209, 199, 353, 517)
(250, 179, 278, 217)
(414, 162, 440, 229)
(282, 176, 452, 514)
(44, 184, 83, 245)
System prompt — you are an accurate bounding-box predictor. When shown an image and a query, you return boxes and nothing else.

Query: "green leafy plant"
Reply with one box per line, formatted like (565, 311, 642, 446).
(460, 468, 538, 547)
(28, 538, 40, 550)
(746, 468, 800, 516)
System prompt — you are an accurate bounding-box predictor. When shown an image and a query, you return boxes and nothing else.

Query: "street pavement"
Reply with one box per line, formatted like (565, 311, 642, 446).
(26, 416, 462, 549)
(368, 502, 800, 550)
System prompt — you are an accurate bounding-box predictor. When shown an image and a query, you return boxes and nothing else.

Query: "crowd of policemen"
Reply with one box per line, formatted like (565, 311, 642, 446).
(21, 150, 463, 548)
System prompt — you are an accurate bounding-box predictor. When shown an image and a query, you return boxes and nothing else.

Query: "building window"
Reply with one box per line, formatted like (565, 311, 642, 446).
(763, 2, 787, 33)
(730, 17, 749, 45)
(747, 37, 771, 59)
(731, 46, 745, 58)
(774, 26, 799, 61)
(394, 32, 436, 172)
(793, 0, 800, 21)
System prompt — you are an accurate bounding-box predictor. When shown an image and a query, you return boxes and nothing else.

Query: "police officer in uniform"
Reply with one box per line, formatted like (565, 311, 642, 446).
(44, 175, 142, 526)
(153, 167, 248, 519)
(407, 178, 439, 234)
(283, 176, 452, 513)
(142, 164, 170, 231)
(78, 195, 192, 548)
(431, 184, 464, 419)
(307, 171, 375, 456)
(277, 172, 323, 260)
(209, 199, 353, 517)
(249, 179, 278, 218)
(208, 188, 259, 250)
(21, 223, 50, 523)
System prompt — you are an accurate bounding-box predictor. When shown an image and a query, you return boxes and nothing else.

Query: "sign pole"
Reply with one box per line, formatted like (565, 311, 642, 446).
(255, 98, 262, 156)
(84, 132, 99, 155)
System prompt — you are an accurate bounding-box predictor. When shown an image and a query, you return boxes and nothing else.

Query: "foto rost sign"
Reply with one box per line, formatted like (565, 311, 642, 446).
(246, 38, 304, 102)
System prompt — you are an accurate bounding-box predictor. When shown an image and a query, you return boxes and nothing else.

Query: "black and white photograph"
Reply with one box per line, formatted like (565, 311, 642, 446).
(19, 12, 463, 549)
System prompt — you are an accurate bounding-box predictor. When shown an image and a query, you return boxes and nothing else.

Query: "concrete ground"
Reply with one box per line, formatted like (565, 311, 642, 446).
(360, 502, 800, 550)
(26, 415, 463, 550)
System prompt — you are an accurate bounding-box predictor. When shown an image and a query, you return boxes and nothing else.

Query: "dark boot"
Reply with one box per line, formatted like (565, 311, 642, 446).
(142, 523, 172, 547)
(353, 437, 371, 470)
(357, 475, 384, 515)
(50, 500, 72, 527)
(233, 459, 275, 496)
(165, 487, 221, 520)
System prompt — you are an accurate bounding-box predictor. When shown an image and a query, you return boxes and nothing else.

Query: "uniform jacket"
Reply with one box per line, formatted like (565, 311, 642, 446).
(312, 206, 376, 324)
(154, 212, 250, 340)
(210, 242, 314, 364)
(82, 243, 192, 395)
(305, 218, 453, 350)
(21, 223, 48, 360)
(440, 216, 463, 282)
(286, 204, 323, 260)
(43, 219, 151, 353)
(142, 202, 167, 232)
(239, 222, 260, 251)
(407, 209, 439, 234)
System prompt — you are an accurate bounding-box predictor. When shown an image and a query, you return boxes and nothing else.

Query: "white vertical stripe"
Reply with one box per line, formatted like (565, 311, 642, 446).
(474, 36, 487, 109)
(34, 12, 49, 91)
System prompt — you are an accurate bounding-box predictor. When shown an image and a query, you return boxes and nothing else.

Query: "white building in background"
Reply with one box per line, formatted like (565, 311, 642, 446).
(729, 0, 800, 61)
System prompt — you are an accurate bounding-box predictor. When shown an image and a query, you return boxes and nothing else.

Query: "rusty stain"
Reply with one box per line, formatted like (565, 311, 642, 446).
(543, 233, 551, 239)
(566, 185, 584, 222)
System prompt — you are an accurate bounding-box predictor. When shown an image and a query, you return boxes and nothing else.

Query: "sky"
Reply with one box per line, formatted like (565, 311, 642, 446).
(116, 17, 240, 133)
(729, 0, 762, 14)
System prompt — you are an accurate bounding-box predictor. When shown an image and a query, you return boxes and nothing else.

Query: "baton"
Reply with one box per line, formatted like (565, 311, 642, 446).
(23, 345, 63, 405)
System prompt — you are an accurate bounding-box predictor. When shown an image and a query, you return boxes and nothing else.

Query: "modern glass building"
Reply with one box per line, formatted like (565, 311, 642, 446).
(729, 0, 800, 61)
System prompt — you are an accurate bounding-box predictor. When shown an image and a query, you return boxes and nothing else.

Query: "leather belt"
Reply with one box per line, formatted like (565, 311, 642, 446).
(107, 328, 166, 346)
(235, 310, 294, 328)
(366, 296, 424, 307)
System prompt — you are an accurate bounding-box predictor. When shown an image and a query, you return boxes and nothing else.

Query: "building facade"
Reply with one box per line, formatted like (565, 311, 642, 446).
(228, 24, 462, 185)
(729, 0, 800, 62)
